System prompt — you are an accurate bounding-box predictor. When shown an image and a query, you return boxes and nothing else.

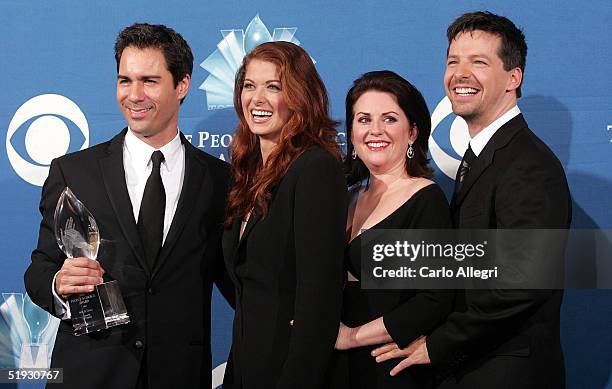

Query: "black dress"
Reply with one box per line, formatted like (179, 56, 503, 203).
(338, 184, 454, 389)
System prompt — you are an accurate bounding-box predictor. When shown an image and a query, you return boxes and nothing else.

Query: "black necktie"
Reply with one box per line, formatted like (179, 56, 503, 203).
(138, 150, 165, 270)
(454, 144, 476, 194)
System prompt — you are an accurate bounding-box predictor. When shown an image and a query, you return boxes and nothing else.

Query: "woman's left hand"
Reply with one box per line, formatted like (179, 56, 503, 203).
(371, 335, 431, 376)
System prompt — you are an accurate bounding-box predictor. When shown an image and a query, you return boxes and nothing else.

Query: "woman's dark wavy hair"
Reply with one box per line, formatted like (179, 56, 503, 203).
(225, 41, 340, 226)
(344, 70, 432, 187)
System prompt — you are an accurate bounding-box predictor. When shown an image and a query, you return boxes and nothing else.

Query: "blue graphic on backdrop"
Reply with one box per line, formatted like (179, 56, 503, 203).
(429, 96, 470, 179)
(199, 14, 304, 110)
(6, 94, 89, 186)
(0, 293, 59, 368)
(212, 362, 226, 388)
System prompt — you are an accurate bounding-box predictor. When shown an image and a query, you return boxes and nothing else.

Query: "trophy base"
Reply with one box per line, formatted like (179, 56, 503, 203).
(68, 280, 130, 336)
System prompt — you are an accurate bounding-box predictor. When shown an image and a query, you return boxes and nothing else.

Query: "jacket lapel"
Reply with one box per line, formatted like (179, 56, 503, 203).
(223, 218, 241, 285)
(223, 209, 261, 290)
(99, 129, 149, 276)
(236, 209, 260, 252)
(225, 181, 280, 272)
(233, 182, 285, 259)
(452, 114, 528, 208)
(152, 135, 208, 279)
(224, 207, 261, 265)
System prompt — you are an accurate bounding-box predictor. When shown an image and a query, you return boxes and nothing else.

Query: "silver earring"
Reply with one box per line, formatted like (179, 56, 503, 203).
(351, 149, 357, 160)
(407, 144, 414, 159)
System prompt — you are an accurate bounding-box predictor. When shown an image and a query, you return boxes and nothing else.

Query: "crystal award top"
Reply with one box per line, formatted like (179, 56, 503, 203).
(54, 187, 100, 260)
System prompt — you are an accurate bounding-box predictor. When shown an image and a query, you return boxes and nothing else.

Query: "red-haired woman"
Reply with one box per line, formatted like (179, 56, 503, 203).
(222, 41, 347, 389)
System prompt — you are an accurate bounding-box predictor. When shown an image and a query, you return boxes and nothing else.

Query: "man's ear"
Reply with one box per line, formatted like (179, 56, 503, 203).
(177, 74, 191, 100)
(506, 67, 523, 93)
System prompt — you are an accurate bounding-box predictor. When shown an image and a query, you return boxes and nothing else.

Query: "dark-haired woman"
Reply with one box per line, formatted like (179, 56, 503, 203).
(222, 41, 347, 389)
(334, 71, 453, 388)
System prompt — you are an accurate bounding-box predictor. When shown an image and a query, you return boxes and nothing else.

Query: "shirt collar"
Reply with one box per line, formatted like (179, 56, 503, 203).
(124, 128, 183, 173)
(470, 105, 521, 156)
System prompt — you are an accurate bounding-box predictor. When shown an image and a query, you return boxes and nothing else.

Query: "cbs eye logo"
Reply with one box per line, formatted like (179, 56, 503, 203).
(6, 94, 89, 186)
(429, 96, 470, 179)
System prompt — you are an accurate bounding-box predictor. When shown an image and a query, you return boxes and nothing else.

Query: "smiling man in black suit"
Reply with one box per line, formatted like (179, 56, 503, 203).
(372, 12, 571, 388)
(25, 23, 231, 389)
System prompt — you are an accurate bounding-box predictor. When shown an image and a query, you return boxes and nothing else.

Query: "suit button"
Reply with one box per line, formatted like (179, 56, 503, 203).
(148, 287, 155, 295)
(135, 340, 144, 349)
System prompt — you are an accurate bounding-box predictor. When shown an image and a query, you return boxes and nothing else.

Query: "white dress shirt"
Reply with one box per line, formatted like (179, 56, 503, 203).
(53, 129, 186, 318)
(123, 128, 185, 243)
(469, 106, 521, 157)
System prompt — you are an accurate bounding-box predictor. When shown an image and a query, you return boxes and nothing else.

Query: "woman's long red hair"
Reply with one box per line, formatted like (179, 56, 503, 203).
(225, 41, 340, 226)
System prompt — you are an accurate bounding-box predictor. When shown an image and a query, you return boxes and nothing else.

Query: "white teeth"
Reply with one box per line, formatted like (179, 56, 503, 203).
(366, 142, 388, 148)
(455, 87, 478, 95)
(251, 109, 272, 117)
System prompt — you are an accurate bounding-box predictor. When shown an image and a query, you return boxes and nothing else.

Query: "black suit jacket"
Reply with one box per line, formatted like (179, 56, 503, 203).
(24, 129, 231, 389)
(222, 146, 348, 389)
(427, 114, 571, 389)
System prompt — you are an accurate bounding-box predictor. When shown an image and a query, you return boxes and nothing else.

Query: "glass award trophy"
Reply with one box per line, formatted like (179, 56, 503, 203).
(54, 187, 130, 335)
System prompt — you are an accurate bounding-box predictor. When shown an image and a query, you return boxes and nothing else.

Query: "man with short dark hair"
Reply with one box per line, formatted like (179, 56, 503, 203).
(25, 23, 231, 389)
(372, 12, 571, 388)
